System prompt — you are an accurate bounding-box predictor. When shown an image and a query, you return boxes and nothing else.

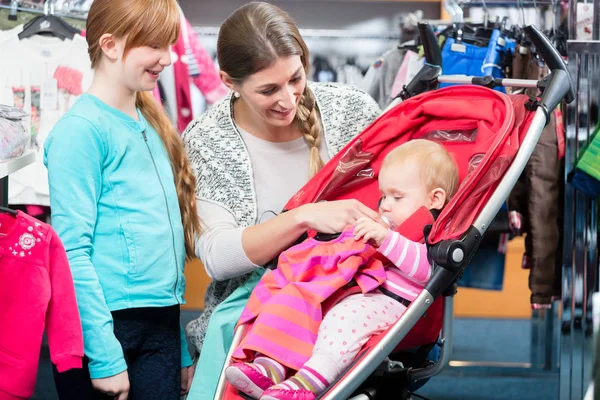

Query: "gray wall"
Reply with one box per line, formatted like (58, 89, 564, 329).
(179, 0, 440, 30)
(179, 0, 441, 68)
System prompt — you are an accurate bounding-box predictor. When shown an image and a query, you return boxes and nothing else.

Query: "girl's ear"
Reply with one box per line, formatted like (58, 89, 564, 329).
(428, 188, 447, 210)
(99, 33, 119, 62)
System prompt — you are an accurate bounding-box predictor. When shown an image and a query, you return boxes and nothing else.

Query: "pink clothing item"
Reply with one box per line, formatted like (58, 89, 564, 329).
(390, 50, 422, 99)
(24, 205, 49, 218)
(0, 211, 83, 400)
(171, 16, 229, 132)
(53, 66, 84, 96)
(233, 230, 387, 370)
(377, 230, 433, 301)
(172, 31, 193, 132)
(185, 19, 229, 104)
(261, 387, 316, 400)
(261, 388, 316, 400)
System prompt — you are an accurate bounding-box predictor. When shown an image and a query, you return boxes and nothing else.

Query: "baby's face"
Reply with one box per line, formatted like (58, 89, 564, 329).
(378, 159, 431, 230)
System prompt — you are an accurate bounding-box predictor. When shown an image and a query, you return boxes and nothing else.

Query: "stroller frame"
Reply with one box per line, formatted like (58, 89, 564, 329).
(215, 24, 575, 400)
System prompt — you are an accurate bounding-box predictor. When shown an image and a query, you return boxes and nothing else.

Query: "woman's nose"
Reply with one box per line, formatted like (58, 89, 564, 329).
(279, 85, 295, 108)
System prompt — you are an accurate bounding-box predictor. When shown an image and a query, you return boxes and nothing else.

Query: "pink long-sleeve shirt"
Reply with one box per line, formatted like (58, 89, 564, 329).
(377, 230, 433, 301)
(0, 211, 83, 400)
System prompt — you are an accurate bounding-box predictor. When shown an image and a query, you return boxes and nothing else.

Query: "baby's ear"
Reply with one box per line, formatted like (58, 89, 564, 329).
(429, 188, 447, 210)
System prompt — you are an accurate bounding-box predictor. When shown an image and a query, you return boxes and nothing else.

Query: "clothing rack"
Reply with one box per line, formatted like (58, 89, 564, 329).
(0, 1, 87, 21)
(561, 0, 600, 397)
(459, 0, 566, 6)
(193, 26, 404, 41)
(435, 0, 567, 379)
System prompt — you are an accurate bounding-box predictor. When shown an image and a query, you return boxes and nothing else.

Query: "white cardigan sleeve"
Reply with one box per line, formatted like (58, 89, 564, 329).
(195, 199, 258, 281)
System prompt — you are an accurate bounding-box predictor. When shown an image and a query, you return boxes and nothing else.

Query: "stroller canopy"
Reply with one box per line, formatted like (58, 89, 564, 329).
(285, 85, 534, 245)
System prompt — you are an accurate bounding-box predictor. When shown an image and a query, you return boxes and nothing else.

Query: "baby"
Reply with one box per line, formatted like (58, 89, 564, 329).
(225, 139, 459, 400)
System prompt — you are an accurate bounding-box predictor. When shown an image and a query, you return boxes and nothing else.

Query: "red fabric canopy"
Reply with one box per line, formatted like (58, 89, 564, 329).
(285, 85, 534, 244)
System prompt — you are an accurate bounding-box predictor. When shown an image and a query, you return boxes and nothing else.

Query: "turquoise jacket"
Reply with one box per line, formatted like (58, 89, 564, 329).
(44, 94, 192, 379)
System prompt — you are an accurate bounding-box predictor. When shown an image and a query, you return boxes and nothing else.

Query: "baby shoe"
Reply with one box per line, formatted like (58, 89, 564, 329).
(225, 363, 275, 399)
(260, 387, 316, 400)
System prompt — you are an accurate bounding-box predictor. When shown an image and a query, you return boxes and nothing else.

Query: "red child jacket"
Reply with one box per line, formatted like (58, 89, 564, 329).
(0, 211, 83, 400)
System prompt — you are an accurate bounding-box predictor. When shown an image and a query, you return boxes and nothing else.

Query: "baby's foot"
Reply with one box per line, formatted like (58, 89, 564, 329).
(260, 385, 316, 400)
(260, 365, 329, 400)
(225, 363, 275, 399)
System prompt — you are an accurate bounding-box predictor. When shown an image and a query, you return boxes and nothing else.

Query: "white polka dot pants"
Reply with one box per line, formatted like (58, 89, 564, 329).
(303, 292, 407, 383)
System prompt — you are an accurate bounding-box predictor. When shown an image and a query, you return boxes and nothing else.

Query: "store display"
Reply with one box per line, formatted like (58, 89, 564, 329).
(0, 0, 596, 399)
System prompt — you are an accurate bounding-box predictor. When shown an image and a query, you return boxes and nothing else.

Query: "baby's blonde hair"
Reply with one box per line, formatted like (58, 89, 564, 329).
(381, 139, 459, 202)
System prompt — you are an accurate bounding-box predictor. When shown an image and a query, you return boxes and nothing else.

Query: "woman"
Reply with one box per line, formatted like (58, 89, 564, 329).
(182, 2, 382, 397)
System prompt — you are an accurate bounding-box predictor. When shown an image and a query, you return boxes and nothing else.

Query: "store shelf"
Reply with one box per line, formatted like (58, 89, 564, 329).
(0, 150, 35, 179)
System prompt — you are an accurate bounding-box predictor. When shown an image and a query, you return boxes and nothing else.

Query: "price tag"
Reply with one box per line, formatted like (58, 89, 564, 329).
(451, 43, 466, 53)
(41, 78, 58, 111)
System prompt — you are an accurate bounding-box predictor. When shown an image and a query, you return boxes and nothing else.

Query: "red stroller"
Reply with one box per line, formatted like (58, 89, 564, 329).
(215, 24, 575, 400)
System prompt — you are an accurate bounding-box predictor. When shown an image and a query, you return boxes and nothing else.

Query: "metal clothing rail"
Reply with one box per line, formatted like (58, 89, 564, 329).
(459, 0, 567, 6)
(0, 3, 87, 21)
(193, 26, 404, 40)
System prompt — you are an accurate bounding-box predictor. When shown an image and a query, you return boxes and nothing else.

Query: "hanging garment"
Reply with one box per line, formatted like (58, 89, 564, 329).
(171, 28, 194, 132)
(439, 38, 488, 88)
(169, 17, 229, 131)
(390, 50, 425, 99)
(507, 45, 563, 305)
(313, 56, 338, 83)
(0, 28, 92, 207)
(458, 235, 506, 291)
(336, 62, 365, 87)
(0, 211, 83, 400)
(481, 29, 516, 93)
(185, 19, 228, 104)
(360, 48, 406, 108)
(439, 35, 512, 93)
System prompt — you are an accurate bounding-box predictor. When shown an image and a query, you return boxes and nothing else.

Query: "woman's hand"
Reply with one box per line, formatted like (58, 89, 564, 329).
(294, 200, 381, 234)
(181, 364, 195, 395)
(353, 216, 389, 247)
(91, 370, 129, 400)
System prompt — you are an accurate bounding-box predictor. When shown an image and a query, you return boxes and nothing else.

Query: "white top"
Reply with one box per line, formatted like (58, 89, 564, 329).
(0, 26, 92, 206)
(196, 125, 329, 280)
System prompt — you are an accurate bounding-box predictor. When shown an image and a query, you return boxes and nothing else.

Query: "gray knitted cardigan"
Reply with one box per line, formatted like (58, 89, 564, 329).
(182, 81, 381, 354)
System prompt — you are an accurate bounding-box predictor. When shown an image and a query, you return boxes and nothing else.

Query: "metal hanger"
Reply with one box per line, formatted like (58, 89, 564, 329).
(0, 206, 18, 216)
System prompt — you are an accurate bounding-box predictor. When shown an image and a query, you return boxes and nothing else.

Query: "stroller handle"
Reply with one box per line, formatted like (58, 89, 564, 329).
(524, 24, 576, 111)
(419, 22, 443, 67)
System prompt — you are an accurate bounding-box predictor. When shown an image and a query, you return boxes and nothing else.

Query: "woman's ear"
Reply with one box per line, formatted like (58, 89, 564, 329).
(99, 33, 119, 62)
(428, 188, 447, 210)
(219, 71, 238, 92)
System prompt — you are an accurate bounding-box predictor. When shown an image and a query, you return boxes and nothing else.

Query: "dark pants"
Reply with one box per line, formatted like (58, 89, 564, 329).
(53, 305, 181, 400)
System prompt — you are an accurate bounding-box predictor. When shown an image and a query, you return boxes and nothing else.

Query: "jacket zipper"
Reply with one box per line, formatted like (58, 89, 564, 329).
(142, 130, 180, 302)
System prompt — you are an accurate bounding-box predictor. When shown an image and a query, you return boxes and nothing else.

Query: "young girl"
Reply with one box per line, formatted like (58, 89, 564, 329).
(224, 139, 459, 400)
(44, 1, 200, 399)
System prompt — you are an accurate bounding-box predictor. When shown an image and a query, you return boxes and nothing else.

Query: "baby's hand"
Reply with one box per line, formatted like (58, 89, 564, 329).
(353, 217, 389, 247)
